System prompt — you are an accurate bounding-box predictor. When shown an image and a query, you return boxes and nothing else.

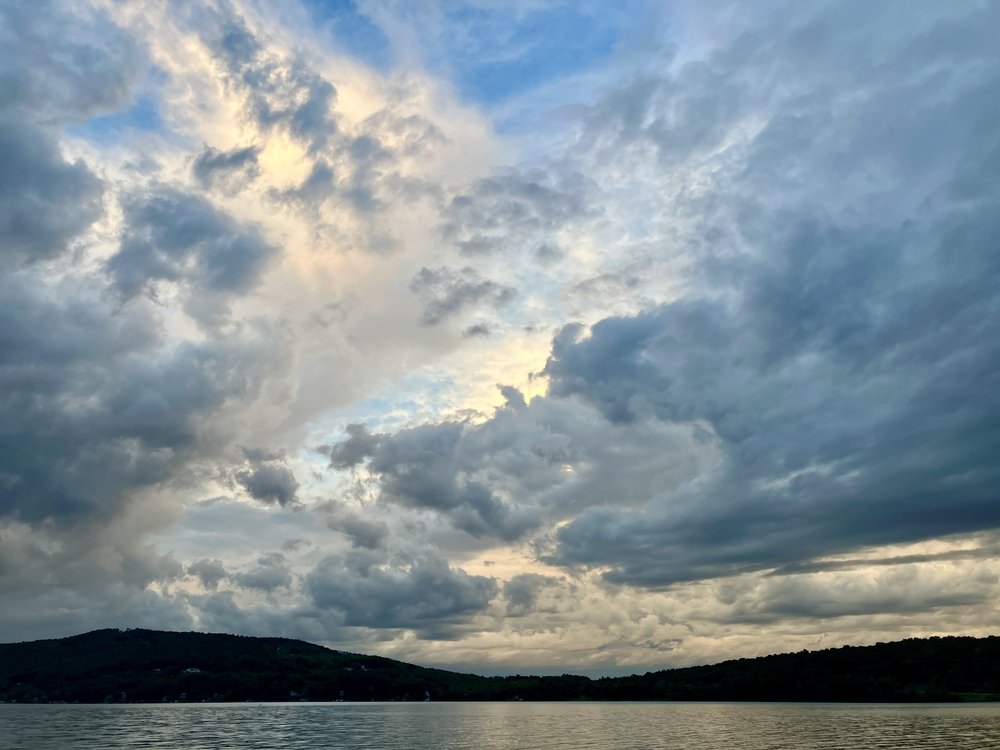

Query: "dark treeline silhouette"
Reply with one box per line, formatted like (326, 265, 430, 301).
(2, 629, 998, 704)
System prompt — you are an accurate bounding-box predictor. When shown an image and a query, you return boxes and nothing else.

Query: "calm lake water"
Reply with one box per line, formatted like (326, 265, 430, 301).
(2, 702, 999, 749)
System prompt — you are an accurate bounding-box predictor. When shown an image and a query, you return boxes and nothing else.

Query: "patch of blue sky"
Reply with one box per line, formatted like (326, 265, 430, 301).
(435, 3, 624, 105)
(301, 372, 465, 457)
(67, 92, 163, 144)
(67, 65, 172, 144)
(348, 375, 460, 428)
(298, 0, 393, 70)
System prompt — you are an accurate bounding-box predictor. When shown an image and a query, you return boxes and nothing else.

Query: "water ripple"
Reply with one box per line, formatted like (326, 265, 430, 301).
(2, 702, 999, 749)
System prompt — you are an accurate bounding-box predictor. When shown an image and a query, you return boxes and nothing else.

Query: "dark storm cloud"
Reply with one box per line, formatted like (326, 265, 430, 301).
(235, 462, 299, 507)
(188, 558, 229, 590)
(768, 542, 1000, 577)
(441, 168, 595, 258)
(545, 218, 1000, 585)
(321, 501, 389, 550)
(188, 590, 303, 640)
(322, 392, 699, 543)
(0, 512, 194, 643)
(0, 279, 155, 523)
(0, 0, 141, 126)
(368, 422, 520, 536)
(324, 0, 1000, 591)
(192, 145, 261, 192)
(305, 551, 496, 635)
(537, 1, 1000, 586)
(324, 423, 384, 470)
(0, 276, 289, 525)
(107, 187, 277, 315)
(234, 447, 300, 507)
(0, 0, 307, 642)
(717, 573, 993, 625)
(325, 419, 540, 541)
(0, 584, 193, 645)
(240, 447, 283, 463)
(232, 552, 292, 591)
(503, 573, 561, 617)
(409, 266, 516, 325)
(0, 123, 103, 267)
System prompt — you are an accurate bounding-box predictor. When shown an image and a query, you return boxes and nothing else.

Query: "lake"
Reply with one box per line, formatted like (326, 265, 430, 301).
(2, 702, 999, 749)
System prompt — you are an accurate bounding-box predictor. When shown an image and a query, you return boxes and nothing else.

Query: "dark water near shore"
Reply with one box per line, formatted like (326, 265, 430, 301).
(2, 701, 999, 749)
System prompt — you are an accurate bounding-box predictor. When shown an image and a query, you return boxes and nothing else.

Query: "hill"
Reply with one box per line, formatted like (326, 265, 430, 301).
(1, 629, 998, 703)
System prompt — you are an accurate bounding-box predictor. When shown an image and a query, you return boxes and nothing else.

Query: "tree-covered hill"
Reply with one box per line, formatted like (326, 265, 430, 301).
(602, 635, 1000, 702)
(1, 629, 998, 704)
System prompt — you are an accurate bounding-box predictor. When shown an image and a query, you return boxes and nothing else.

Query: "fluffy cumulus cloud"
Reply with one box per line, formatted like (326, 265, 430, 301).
(2, 0, 999, 673)
(234, 449, 300, 507)
(109, 187, 277, 300)
(306, 550, 497, 637)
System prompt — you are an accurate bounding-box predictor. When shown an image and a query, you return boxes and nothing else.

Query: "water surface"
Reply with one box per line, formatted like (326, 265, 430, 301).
(2, 701, 999, 749)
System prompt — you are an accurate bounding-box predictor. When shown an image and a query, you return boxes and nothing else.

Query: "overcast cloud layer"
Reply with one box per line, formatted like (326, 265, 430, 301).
(0, 0, 998, 674)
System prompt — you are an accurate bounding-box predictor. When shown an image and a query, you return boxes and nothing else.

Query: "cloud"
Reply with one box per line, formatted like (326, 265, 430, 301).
(503, 573, 562, 617)
(441, 168, 595, 257)
(184, 0, 435, 220)
(0, 0, 142, 126)
(188, 558, 229, 590)
(322, 390, 709, 544)
(0, 515, 193, 643)
(543, 218, 1000, 585)
(192, 144, 261, 193)
(191, 5, 338, 153)
(325, 423, 384, 470)
(0, 0, 140, 269)
(768, 542, 1000, 577)
(305, 550, 497, 636)
(409, 266, 516, 325)
(0, 275, 290, 527)
(714, 565, 997, 625)
(234, 464, 299, 507)
(108, 186, 277, 307)
(315, 0, 1000, 598)
(4, 0, 1000, 671)
(235, 453, 299, 507)
(322, 501, 389, 550)
(0, 123, 103, 268)
(268, 161, 337, 209)
(232, 552, 292, 591)
(462, 323, 491, 338)
(532, 1, 1000, 586)
(367, 421, 525, 539)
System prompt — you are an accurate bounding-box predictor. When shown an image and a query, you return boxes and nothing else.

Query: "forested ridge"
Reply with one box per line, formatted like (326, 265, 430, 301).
(2, 630, 998, 704)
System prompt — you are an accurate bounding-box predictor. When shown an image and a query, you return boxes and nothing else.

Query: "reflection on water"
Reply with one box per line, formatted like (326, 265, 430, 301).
(2, 702, 999, 749)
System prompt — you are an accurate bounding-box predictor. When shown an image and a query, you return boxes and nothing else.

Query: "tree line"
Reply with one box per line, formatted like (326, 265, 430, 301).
(2, 629, 998, 704)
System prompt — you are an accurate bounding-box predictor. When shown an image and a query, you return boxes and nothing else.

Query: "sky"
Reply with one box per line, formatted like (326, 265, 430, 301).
(1, 0, 998, 676)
